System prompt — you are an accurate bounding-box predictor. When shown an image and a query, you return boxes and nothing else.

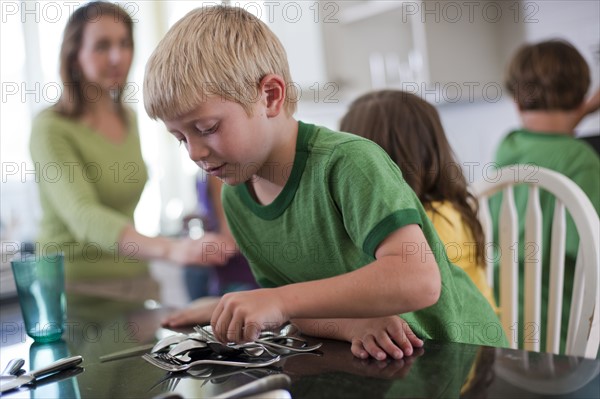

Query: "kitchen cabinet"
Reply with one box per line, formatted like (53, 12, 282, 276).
(319, 0, 515, 104)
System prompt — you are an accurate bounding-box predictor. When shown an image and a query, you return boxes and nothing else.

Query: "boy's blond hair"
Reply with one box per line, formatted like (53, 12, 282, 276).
(144, 6, 297, 120)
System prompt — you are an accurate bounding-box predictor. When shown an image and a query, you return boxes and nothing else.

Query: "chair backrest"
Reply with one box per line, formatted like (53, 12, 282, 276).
(493, 347, 600, 395)
(471, 165, 599, 358)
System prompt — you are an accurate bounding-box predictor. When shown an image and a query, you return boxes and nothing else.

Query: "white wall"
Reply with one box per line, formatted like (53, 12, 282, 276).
(299, 0, 600, 179)
(438, 0, 600, 170)
(2, 0, 598, 245)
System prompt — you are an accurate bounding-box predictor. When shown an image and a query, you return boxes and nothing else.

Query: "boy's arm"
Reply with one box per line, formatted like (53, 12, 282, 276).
(161, 300, 423, 360)
(210, 224, 441, 342)
(292, 317, 423, 360)
(572, 88, 600, 130)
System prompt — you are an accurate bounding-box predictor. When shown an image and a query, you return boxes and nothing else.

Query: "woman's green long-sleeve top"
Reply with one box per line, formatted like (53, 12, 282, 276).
(29, 109, 149, 281)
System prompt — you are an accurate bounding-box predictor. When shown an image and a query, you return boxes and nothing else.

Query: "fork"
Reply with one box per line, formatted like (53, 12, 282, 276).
(256, 339, 323, 353)
(193, 325, 217, 342)
(163, 375, 181, 392)
(142, 353, 281, 372)
(168, 339, 209, 361)
(207, 341, 281, 358)
(194, 325, 319, 354)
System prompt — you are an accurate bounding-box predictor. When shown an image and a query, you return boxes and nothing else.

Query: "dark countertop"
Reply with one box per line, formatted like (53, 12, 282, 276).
(1, 294, 598, 398)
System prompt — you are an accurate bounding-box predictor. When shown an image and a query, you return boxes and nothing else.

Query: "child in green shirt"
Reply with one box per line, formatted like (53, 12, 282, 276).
(146, 5, 506, 360)
(493, 39, 600, 353)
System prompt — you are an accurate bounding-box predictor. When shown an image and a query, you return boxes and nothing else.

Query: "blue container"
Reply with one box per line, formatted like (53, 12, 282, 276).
(11, 253, 66, 342)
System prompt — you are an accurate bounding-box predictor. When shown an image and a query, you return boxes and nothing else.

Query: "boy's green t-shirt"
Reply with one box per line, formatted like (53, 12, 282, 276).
(223, 121, 507, 347)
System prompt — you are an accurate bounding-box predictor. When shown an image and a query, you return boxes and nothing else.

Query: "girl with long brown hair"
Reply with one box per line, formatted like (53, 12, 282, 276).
(340, 90, 496, 310)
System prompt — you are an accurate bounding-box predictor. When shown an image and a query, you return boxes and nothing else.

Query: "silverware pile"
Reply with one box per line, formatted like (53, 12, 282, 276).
(142, 323, 322, 372)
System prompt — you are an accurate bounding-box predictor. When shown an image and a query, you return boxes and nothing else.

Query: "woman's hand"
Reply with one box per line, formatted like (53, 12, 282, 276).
(119, 225, 237, 266)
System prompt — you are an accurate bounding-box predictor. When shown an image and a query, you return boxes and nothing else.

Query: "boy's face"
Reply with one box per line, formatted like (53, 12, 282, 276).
(163, 96, 273, 186)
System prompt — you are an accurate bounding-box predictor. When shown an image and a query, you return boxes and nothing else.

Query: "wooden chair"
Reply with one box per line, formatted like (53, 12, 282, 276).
(472, 165, 599, 358)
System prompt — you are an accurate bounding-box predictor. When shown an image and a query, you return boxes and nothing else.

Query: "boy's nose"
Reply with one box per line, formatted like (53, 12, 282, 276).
(187, 141, 210, 162)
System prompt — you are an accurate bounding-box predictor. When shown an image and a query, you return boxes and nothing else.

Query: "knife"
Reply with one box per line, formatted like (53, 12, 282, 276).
(99, 343, 156, 362)
(0, 355, 83, 393)
(213, 374, 291, 399)
(31, 365, 85, 389)
(0, 358, 25, 380)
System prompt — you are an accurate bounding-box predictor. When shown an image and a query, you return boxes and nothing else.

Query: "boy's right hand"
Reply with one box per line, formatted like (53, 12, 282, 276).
(346, 316, 423, 360)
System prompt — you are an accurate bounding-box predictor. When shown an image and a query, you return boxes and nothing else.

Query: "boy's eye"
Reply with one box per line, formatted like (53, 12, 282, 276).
(196, 123, 218, 136)
(173, 135, 186, 146)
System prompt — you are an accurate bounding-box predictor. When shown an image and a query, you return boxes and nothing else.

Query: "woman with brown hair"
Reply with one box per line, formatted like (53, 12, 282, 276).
(340, 90, 496, 310)
(29, 2, 235, 301)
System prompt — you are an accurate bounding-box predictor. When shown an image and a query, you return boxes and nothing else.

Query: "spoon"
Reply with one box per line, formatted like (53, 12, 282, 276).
(258, 323, 301, 339)
(151, 333, 193, 353)
(168, 339, 209, 358)
(0, 359, 25, 380)
(278, 323, 301, 337)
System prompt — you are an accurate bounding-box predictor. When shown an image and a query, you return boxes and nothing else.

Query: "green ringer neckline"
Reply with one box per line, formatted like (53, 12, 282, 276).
(235, 121, 311, 220)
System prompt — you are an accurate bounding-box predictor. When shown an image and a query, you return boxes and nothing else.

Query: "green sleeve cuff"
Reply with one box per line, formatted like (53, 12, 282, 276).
(363, 209, 422, 257)
(103, 214, 133, 250)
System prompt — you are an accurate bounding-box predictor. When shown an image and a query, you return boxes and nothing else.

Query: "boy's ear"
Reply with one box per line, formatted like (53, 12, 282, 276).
(259, 74, 286, 117)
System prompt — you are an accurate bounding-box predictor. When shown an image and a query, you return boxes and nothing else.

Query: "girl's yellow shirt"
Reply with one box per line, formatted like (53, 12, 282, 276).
(426, 201, 498, 313)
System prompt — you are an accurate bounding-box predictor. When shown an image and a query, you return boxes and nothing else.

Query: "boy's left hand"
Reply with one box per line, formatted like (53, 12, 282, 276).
(347, 316, 423, 360)
(210, 288, 287, 343)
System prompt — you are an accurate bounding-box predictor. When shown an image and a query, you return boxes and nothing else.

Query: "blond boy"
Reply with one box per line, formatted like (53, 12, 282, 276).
(145, 6, 506, 359)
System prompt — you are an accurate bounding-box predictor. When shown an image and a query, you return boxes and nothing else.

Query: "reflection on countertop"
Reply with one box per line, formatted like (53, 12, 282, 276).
(1, 294, 599, 399)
